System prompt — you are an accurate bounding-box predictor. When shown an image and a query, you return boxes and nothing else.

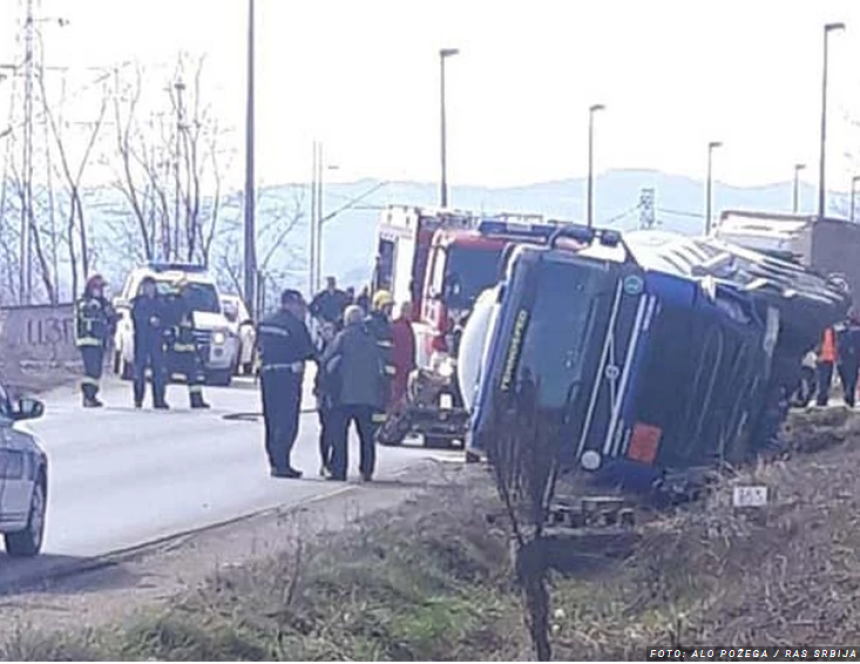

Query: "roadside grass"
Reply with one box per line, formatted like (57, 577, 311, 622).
(4, 407, 860, 661)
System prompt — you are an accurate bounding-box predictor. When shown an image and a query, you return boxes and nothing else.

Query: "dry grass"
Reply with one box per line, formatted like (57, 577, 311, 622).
(5, 407, 860, 661)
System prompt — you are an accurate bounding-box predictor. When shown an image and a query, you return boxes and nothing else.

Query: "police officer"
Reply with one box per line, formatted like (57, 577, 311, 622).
(364, 290, 397, 429)
(75, 274, 116, 408)
(131, 276, 169, 409)
(257, 289, 316, 478)
(166, 284, 211, 410)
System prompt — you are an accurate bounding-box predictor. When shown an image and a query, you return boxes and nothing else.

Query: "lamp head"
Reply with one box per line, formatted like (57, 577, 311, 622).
(825, 22, 846, 33)
(589, 103, 606, 113)
(709, 141, 723, 150)
(440, 48, 460, 58)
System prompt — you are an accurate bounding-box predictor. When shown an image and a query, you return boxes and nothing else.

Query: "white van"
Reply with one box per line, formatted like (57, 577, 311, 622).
(112, 263, 238, 386)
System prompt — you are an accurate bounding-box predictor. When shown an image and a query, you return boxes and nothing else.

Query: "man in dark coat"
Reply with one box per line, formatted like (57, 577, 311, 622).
(313, 320, 338, 476)
(321, 304, 385, 482)
(364, 290, 397, 427)
(257, 289, 316, 478)
(309, 276, 350, 326)
(75, 274, 117, 408)
(131, 276, 169, 409)
(837, 310, 860, 408)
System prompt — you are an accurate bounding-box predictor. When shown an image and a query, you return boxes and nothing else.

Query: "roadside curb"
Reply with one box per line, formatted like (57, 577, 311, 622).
(0, 482, 357, 597)
(0, 459, 454, 598)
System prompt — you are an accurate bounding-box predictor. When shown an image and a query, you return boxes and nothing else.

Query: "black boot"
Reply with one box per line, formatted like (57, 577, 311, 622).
(190, 394, 210, 409)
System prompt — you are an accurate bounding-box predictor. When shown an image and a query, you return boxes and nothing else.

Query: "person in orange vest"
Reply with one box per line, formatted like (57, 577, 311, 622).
(815, 326, 838, 407)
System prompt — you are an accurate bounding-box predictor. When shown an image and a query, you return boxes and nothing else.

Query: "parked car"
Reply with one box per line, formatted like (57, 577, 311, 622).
(220, 294, 256, 376)
(0, 385, 48, 557)
(112, 262, 239, 386)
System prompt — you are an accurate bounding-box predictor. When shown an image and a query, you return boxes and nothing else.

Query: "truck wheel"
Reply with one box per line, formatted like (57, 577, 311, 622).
(423, 435, 458, 449)
(5, 476, 46, 557)
(207, 369, 232, 387)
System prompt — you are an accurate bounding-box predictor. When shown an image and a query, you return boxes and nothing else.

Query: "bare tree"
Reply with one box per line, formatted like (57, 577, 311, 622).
(484, 377, 562, 661)
(40, 70, 109, 300)
(216, 186, 306, 311)
(108, 56, 230, 269)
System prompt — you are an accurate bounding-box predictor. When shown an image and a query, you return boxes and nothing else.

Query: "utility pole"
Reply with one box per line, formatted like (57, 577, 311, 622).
(638, 188, 656, 230)
(20, 0, 34, 303)
(818, 22, 846, 221)
(315, 142, 324, 293)
(308, 140, 317, 300)
(439, 48, 459, 208)
(243, 0, 257, 319)
(705, 141, 722, 235)
(587, 103, 606, 228)
(851, 175, 860, 222)
(793, 163, 806, 213)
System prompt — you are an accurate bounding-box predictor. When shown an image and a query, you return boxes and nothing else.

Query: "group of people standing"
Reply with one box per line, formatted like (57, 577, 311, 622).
(258, 276, 415, 482)
(813, 310, 860, 408)
(74, 274, 210, 410)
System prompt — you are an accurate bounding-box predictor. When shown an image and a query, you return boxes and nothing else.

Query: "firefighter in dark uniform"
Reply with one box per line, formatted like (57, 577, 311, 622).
(257, 289, 316, 478)
(365, 290, 397, 430)
(74, 274, 116, 408)
(166, 280, 211, 409)
(131, 276, 169, 409)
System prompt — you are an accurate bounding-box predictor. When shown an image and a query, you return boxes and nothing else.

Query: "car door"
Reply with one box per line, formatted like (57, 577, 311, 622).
(0, 385, 28, 526)
(0, 387, 35, 523)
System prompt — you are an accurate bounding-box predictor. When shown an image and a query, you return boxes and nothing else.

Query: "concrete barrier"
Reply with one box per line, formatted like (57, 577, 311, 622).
(0, 303, 85, 390)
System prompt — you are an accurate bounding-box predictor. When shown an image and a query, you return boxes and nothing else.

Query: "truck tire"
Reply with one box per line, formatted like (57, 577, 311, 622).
(5, 476, 46, 557)
(423, 435, 460, 449)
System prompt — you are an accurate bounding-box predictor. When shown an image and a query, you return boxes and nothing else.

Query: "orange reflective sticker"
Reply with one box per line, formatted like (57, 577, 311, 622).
(628, 423, 662, 464)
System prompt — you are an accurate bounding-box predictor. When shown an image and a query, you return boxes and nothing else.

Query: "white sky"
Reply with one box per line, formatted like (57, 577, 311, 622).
(2, 0, 860, 190)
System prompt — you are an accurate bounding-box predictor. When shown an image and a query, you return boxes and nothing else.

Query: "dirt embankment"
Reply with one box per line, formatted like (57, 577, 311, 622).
(3, 407, 860, 661)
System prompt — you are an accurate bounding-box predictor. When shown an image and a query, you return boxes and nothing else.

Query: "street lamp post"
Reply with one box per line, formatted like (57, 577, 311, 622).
(818, 21, 846, 221)
(705, 141, 722, 235)
(793, 163, 806, 213)
(587, 103, 605, 228)
(439, 48, 459, 208)
(243, 0, 257, 320)
(851, 175, 860, 222)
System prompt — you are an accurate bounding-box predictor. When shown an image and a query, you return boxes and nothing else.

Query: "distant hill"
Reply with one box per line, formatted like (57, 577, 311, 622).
(5, 168, 851, 304)
(256, 168, 840, 294)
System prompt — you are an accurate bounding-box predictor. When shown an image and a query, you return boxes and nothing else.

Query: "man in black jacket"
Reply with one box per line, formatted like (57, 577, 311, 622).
(257, 289, 316, 478)
(364, 290, 397, 429)
(309, 276, 349, 326)
(321, 304, 385, 482)
(131, 276, 169, 409)
(75, 274, 117, 408)
(837, 310, 860, 408)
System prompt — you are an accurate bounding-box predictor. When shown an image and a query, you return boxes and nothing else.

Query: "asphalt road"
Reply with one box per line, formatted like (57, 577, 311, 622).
(10, 372, 456, 563)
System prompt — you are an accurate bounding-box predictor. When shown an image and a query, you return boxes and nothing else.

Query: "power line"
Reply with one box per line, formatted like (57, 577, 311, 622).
(657, 207, 705, 219)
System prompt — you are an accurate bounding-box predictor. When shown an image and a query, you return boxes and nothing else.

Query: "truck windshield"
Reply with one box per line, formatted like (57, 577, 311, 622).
(514, 260, 604, 410)
(156, 281, 221, 313)
(443, 245, 504, 310)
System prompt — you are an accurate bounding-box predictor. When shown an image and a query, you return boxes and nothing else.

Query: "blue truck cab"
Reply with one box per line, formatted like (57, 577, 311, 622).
(466, 225, 849, 487)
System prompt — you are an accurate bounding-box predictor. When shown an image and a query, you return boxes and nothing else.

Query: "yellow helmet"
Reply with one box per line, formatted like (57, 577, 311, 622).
(372, 290, 394, 310)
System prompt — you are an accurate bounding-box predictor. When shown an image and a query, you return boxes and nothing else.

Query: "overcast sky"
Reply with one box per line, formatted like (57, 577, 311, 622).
(2, 0, 860, 190)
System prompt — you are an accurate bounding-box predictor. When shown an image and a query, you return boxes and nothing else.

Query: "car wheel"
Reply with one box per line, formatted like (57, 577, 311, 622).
(5, 476, 46, 557)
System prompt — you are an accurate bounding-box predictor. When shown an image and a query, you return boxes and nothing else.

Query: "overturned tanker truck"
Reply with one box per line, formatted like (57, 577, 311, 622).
(460, 224, 850, 495)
